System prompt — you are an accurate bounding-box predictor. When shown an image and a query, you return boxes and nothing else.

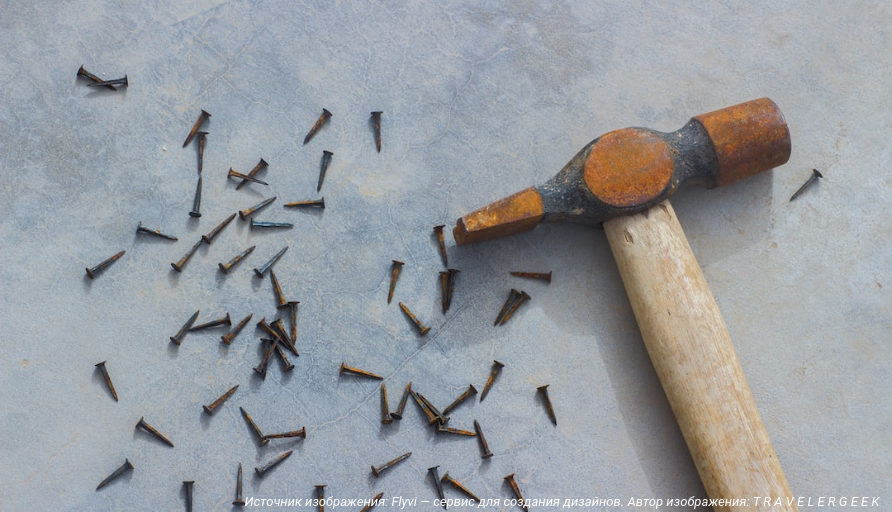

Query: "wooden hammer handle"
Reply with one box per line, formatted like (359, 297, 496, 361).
(604, 200, 796, 512)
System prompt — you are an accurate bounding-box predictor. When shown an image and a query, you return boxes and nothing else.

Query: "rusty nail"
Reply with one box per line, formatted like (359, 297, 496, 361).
(499, 291, 530, 326)
(255, 450, 293, 478)
(183, 110, 211, 147)
(273, 340, 295, 372)
(96, 458, 133, 491)
(442, 472, 480, 502)
(136, 417, 174, 447)
(270, 317, 298, 355)
(504, 473, 528, 511)
(233, 463, 245, 506)
(474, 420, 493, 459)
(433, 225, 447, 266)
(428, 466, 446, 508)
(240, 406, 266, 446)
(359, 492, 384, 512)
(201, 212, 237, 244)
(189, 313, 231, 331)
(479, 360, 505, 402)
(218, 245, 256, 273)
(203, 384, 239, 415)
(86, 250, 125, 279)
(87, 75, 127, 87)
(288, 301, 300, 347)
(380, 382, 393, 424)
(269, 269, 289, 309)
(417, 392, 448, 425)
(236, 158, 269, 190)
(315, 485, 326, 512)
(371, 452, 411, 477)
(254, 246, 289, 277)
(439, 271, 449, 314)
(437, 425, 476, 437)
(411, 389, 439, 424)
(446, 269, 460, 311)
(790, 168, 823, 202)
(303, 108, 332, 145)
(171, 239, 203, 272)
(391, 381, 412, 420)
(221, 313, 253, 345)
(388, 260, 404, 304)
(261, 427, 306, 441)
(253, 338, 277, 379)
(510, 271, 552, 283)
(170, 310, 200, 345)
(398, 302, 430, 336)
(250, 219, 294, 229)
(228, 168, 268, 186)
(370, 111, 383, 152)
(196, 131, 207, 174)
(283, 198, 325, 208)
(442, 384, 477, 415)
(94, 361, 118, 402)
(77, 65, 116, 90)
(317, 150, 333, 192)
(136, 222, 178, 241)
(239, 196, 277, 220)
(188, 175, 203, 218)
(494, 289, 520, 326)
(183, 481, 194, 512)
(537, 385, 557, 426)
(340, 362, 383, 380)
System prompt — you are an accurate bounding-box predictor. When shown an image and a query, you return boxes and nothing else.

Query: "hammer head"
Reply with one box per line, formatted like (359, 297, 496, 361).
(454, 98, 791, 245)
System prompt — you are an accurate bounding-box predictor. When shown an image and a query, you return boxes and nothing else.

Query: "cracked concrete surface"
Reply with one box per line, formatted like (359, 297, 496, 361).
(1, 1, 891, 511)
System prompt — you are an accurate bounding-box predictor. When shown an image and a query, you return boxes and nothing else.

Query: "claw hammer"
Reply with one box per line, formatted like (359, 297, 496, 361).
(454, 98, 796, 512)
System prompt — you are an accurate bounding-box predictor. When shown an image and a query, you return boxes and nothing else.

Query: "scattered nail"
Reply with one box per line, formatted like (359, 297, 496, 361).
(96, 458, 134, 490)
(398, 302, 430, 336)
(270, 317, 298, 355)
(380, 382, 393, 424)
(196, 131, 208, 175)
(188, 176, 203, 218)
(228, 168, 268, 186)
(77, 65, 116, 90)
(446, 269, 460, 311)
(303, 108, 332, 145)
(442, 384, 477, 415)
(183, 481, 194, 512)
(499, 291, 530, 325)
(437, 425, 476, 437)
(494, 289, 520, 326)
(87, 75, 127, 87)
(269, 269, 289, 309)
(417, 393, 448, 425)
(433, 225, 447, 266)
(218, 245, 256, 273)
(479, 360, 505, 402)
(203, 384, 239, 415)
(428, 466, 446, 508)
(439, 272, 449, 314)
(510, 271, 552, 283)
(317, 150, 333, 192)
(412, 389, 440, 424)
(170, 310, 200, 345)
(236, 158, 269, 190)
(504, 473, 528, 511)
(189, 313, 231, 331)
(254, 246, 289, 277)
(287, 301, 300, 348)
(136, 222, 178, 240)
(315, 485, 326, 512)
(255, 450, 293, 478)
(239, 196, 277, 220)
(201, 212, 237, 244)
(171, 239, 203, 272)
(388, 260, 404, 304)
(442, 472, 481, 502)
(250, 219, 294, 229)
(273, 340, 295, 372)
(359, 492, 385, 512)
(240, 406, 266, 446)
(136, 417, 174, 447)
(261, 428, 306, 441)
(86, 250, 125, 279)
(183, 110, 211, 148)
(474, 420, 493, 459)
(340, 362, 383, 380)
(221, 313, 253, 345)
(233, 463, 246, 506)
(537, 385, 557, 426)
(370, 111, 383, 152)
(253, 338, 277, 379)
(371, 452, 411, 477)
(283, 198, 325, 208)
(790, 168, 823, 202)
(94, 361, 118, 401)
(391, 381, 412, 420)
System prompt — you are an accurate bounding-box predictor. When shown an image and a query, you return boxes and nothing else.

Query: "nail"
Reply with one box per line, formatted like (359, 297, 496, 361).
(439, 271, 449, 314)
(250, 219, 294, 229)
(256, 318, 283, 344)
(380, 382, 393, 424)
(340, 362, 383, 380)
(504, 474, 528, 511)
(94, 361, 118, 402)
(499, 291, 530, 326)
(233, 463, 246, 506)
(359, 492, 384, 512)
(446, 269, 460, 311)
(87, 75, 127, 87)
(203, 384, 239, 415)
(269, 269, 289, 309)
(239, 406, 266, 446)
(136, 222, 178, 241)
(170, 310, 200, 345)
(239, 196, 277, 220)
(86, 250, 125, 279)
(428, 466, 446, 508)
(255, 450, 293, 478)
(261, 427, 306, 441)
(196, 131, 208, 175)
(228, 168, 268, 186)
(273, 340, 295, 372)
(77, 65, 117, 90)
(537, 385, 558, 426)
(433, 225, 447, 266)
(417, 393, 448, 425)
(254, 246, 289, 277)
(494, 289, 520, 326)
(221, 313, 253, 345)
(253, 338, 277, 379)
(437, 425, 476, 436)
(283, 198, 325, 208)
(391, 381, 412, 420)
(236, 158, 269, 190)
(317, 150, 333, 192)
(288, 301, 300, 348)
(171, 239, 203, 272)
(183, 481, 194, 512)
(479, 360, 505, 402)
(201, 212, 237, 244)
(442, 472, 480, 502)
(315, 485, 326, 512)
(790, 168, 823, 202)
(218, 245, 256, 273)
(398, 302, 430, 336)
(189, 313, 232, 331)
(183, 110, 211, 148)
(510, 271, 552, 283)
(96, 458, 134, 490)
(188, 176, 203, 218)
(412, 389, 440, 424)
(270, 317, 298, 355)
(474, 420, 493, 459)
(136, 417, 174, 447)
(370, 111, 383, 152)
(442, 384, 477, 415)
(303, 108, 332, 145)
(388, 260, 404, 304)
(371, 452, 411, 477)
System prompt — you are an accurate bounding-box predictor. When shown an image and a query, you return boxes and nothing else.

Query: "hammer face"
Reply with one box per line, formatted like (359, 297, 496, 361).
(453, 187, 544, 245)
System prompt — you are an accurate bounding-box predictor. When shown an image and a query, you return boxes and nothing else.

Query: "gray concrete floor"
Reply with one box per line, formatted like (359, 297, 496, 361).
(1, 1, 890, 511)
